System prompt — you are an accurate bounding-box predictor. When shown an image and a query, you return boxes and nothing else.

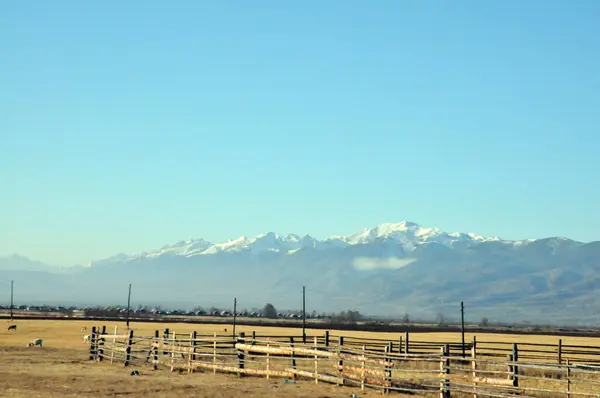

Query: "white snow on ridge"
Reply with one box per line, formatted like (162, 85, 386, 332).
(91, 221, 519, 264)
(147, 239, 213, 258)
(180, 233, 321, 255)
(326, 221, 501, 249)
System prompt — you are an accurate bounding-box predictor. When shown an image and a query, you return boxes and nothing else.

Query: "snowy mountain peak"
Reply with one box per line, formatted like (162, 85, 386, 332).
(339, 221, 440, 242)
(90, 221, 509, 264)
(326, 221, 501, 249)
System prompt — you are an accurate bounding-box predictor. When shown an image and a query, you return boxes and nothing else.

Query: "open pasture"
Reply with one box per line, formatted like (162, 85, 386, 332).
(3, 319, 600, 397)
(0, 319, 384, 398)
(5, 318, 600, 349)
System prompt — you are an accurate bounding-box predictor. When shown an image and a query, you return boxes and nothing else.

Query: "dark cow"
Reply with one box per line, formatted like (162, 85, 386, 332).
(7, 324, 16, 331)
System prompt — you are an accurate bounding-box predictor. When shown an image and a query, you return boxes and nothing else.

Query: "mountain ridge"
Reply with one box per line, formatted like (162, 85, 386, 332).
(91, 220, 524, 265)
(1, 221, 598, 326)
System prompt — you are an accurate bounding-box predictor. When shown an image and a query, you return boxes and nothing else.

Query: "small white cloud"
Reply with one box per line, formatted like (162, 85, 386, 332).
(352, 257, 416, 271)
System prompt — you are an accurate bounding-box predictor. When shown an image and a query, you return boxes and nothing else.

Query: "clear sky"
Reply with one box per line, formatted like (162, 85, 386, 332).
(2, 0, 599, 266)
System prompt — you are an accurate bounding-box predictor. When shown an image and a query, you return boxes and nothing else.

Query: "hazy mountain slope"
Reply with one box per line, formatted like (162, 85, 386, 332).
(1, 221, 599, 325)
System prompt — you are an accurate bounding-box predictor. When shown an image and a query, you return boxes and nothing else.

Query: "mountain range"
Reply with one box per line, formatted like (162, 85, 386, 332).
(1, 221, 599, 326)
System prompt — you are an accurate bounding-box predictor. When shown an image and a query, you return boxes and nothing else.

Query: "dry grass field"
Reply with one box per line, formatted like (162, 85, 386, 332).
(0, 319, 387, 398)
(2, 319, 600, 397)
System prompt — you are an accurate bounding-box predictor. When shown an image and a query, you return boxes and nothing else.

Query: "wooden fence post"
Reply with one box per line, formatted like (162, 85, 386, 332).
(314, 336, 319, 384)
(266, 337, 271, 380)
(153, 330, 159, 370)
(163, 328, 169, 356)
(212, 332, 217, 374)
(361, 345, 366, 391)
(338, 336, 344, 386)
(566, 359, 571, 398)
(110, 325, 117, 363)
(189, 331, 196, 373)
(507, 354, 513, 383)
(96, 325, 101, 359)
(252, 330, 256, 345)
(440, 344, 450, 398)
(237, 332, 245, 377)
(89, 326, 97, 360)
(324, 331, 329, 348)
(124, 329, 134, 366)
(290, 336, 297, 382)
(558, 339, 563, 365)
(385, 343, 393, 394)
(97, 325, 106, 361)
(399, 335, 403, 354)
(192, 330, 198, 361)
(471, 340, 477, 398)
(405, 332, 410, 355)
(170, 332, 176, 371)
(512, 344, 519, 389)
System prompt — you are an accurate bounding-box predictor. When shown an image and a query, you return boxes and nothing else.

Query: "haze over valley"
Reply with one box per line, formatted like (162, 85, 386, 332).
(2, 221, 599, 326)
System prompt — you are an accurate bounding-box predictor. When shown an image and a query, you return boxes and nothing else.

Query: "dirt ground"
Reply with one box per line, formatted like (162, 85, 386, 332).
(0, 320, 386, 398)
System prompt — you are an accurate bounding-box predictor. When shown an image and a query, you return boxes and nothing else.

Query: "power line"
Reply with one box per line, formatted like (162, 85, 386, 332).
(302, 286, 306, 343)
(232, 298, 237, 338)
(10, 280, 14, 321)
(126, 284, 132, 328)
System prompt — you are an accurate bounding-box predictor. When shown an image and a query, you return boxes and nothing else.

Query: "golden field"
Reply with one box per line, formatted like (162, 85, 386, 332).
(0, 319, 386, 398)
(2, 319, 600, 397)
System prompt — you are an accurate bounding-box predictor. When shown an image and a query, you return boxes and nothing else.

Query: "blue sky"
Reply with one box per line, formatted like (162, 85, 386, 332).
(2, 0, 599, 266)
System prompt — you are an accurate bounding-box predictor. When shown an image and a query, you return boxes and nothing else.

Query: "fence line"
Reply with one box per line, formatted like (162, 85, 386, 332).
(88, 326, 600, 397)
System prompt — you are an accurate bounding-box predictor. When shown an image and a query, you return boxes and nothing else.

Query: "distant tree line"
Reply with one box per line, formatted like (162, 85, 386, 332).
(8, 302, 501, 329)
(329, 310, 364, 325)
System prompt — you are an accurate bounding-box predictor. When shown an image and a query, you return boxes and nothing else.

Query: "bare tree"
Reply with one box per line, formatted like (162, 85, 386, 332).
(402, 313, 410, 324)
(437, 312, 446, 326)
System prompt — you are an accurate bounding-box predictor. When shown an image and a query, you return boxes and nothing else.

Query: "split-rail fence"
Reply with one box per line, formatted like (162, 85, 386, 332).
(88, 326, 600, 397)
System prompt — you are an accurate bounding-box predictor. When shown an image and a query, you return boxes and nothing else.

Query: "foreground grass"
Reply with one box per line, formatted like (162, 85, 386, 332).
(0, 346, 392, 398)
(3, 319, 600, 397)
(0, 319, 385, 398)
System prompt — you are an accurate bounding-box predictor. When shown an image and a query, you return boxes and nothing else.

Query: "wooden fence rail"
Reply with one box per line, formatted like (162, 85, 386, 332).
(88, 326, 600, 397)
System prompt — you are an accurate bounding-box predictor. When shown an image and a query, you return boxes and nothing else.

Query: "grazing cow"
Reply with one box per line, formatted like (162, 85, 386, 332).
(83, 334, 90, 343)
(81, 326, 87, 332)
(223, 328, 227, 332)
(7, 324, 16, 331)
(28, 338, 43, 347)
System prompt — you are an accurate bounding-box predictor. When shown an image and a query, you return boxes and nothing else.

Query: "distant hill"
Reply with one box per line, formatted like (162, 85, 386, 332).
(1, 221, 599, 326)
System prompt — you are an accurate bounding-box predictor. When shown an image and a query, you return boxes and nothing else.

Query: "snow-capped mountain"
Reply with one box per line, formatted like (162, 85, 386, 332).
(92, 221, 507, 264)
(326, 221, 502, 247)
(2, 221, 599, 325)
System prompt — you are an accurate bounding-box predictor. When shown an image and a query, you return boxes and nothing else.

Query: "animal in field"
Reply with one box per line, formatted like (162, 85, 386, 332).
(28, 338, 43, 347)
(83, 334, 90, 343)
(7, 324, 16, 331)
(223, 328, 227, 332)
(81, 326, 87, 332)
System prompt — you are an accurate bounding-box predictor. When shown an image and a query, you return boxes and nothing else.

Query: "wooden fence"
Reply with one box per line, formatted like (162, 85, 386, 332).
(88, 326, 600, 397)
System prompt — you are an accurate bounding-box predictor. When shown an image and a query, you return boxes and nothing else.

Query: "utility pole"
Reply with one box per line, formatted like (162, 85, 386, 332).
(302, 285, 306, 343)
(10, 280, 14, 321)
(461, 301, 466, 358)
(126, 284, 132, 329)
(232, 298, 237, 338)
